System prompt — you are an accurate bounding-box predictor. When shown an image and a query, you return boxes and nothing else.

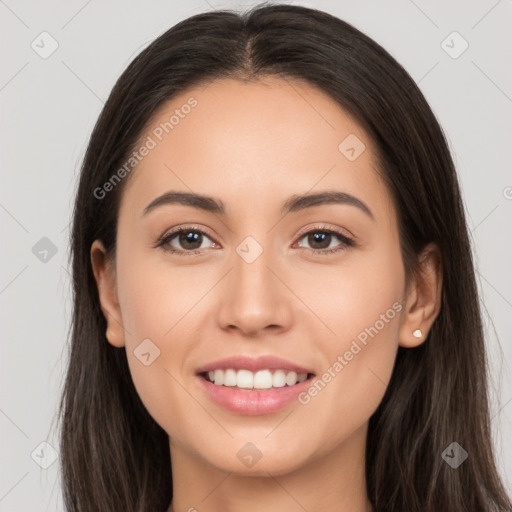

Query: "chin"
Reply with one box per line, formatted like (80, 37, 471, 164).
(198, 438, 316, 477)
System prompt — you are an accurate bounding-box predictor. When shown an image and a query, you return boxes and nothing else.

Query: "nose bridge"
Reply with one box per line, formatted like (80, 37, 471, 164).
(217, 230, 291, 335)
(232, 232, 276, 300)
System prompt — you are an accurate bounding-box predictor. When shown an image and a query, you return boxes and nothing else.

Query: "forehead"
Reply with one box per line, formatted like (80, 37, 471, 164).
(119, 77, 394, 224)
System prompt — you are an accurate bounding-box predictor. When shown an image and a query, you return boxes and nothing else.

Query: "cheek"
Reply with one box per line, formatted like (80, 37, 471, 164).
(298, 240, 404, 432)
(114, 250, 203, 435)
(307, 237, 404, 345)
(116, 247, 208, 341)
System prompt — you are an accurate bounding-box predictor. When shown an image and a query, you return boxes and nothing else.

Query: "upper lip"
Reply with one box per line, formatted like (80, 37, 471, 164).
(196, 355, 315, 375)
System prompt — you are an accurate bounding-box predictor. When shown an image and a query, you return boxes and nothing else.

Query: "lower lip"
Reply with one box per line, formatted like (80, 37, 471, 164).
(196, 374, 314, 415)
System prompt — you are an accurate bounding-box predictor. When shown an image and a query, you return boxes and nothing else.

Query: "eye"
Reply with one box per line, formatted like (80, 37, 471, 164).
(155, 224, 355, 256)
(294, 224, 355, 255)
(156, 226, 217, 256)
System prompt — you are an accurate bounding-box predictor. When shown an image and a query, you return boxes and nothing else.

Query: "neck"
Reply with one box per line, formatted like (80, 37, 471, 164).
(166, 423, 373, 512)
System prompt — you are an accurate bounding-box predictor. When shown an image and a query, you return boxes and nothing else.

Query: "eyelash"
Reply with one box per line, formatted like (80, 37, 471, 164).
(155, 224, 355, 257)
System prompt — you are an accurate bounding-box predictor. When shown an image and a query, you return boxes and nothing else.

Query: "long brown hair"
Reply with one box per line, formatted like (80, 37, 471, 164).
(58, 4, 511, 510)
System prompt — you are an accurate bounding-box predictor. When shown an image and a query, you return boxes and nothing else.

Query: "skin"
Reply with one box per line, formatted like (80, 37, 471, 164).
(91, 77, 442, 512)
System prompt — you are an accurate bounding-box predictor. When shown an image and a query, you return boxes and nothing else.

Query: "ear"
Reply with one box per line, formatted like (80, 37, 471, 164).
(90, 239, 126, 348)
(399, 242, 443, 348)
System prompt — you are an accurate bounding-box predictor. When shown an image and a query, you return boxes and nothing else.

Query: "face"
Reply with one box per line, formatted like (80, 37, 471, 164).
(95, 77, 412, 476)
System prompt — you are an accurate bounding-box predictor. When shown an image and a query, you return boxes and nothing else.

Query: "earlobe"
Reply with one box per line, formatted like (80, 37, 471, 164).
(90, 239, 126, 348)
(399, 242, 443, 348)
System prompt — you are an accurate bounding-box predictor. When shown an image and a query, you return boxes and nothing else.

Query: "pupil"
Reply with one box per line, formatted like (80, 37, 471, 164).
(177, 231, 331, 251)
(310, 232, 330, 249)
(180, 231, 201, 249)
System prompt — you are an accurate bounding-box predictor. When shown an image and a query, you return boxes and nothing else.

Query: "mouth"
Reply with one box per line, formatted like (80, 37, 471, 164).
(198, 368, 315, 390)
(195, 355, 316, 415)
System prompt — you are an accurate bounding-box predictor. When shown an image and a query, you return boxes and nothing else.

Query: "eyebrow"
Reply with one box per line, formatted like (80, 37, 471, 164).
(142, 190, 374, 220)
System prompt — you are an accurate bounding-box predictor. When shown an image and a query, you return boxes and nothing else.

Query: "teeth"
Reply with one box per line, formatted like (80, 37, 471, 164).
(272, 369, 286, 388)
(237, 369, 253, 388)
(214, 369, 223, 386)
(297, 372, 307, 383)
(204, 369, 309, 388)
(224, 368, 237, 386)
(285, 371, 297, 386)
(254, 370, 272, 389)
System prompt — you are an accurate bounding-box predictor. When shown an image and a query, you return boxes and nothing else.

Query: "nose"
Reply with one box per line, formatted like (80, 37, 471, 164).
(216, 242, 293, 338)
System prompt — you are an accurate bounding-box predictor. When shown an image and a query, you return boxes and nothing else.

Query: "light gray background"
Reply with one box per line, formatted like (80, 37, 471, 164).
(1, 0, 511, 510)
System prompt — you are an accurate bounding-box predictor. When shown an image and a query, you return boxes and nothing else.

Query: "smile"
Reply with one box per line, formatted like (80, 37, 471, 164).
(195, 355, 316, 415)
(201, 368, 311, 389)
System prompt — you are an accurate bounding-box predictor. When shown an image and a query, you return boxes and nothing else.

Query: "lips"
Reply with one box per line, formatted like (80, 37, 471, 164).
(195, 355, 316, 415)
(195, 355, 315, 375)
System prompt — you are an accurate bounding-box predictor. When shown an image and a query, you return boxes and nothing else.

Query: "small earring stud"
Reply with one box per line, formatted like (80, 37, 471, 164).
(413, 329, 422, 339)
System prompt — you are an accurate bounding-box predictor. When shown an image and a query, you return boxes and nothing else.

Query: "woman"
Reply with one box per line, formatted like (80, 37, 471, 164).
(59, 4, 511, 511)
